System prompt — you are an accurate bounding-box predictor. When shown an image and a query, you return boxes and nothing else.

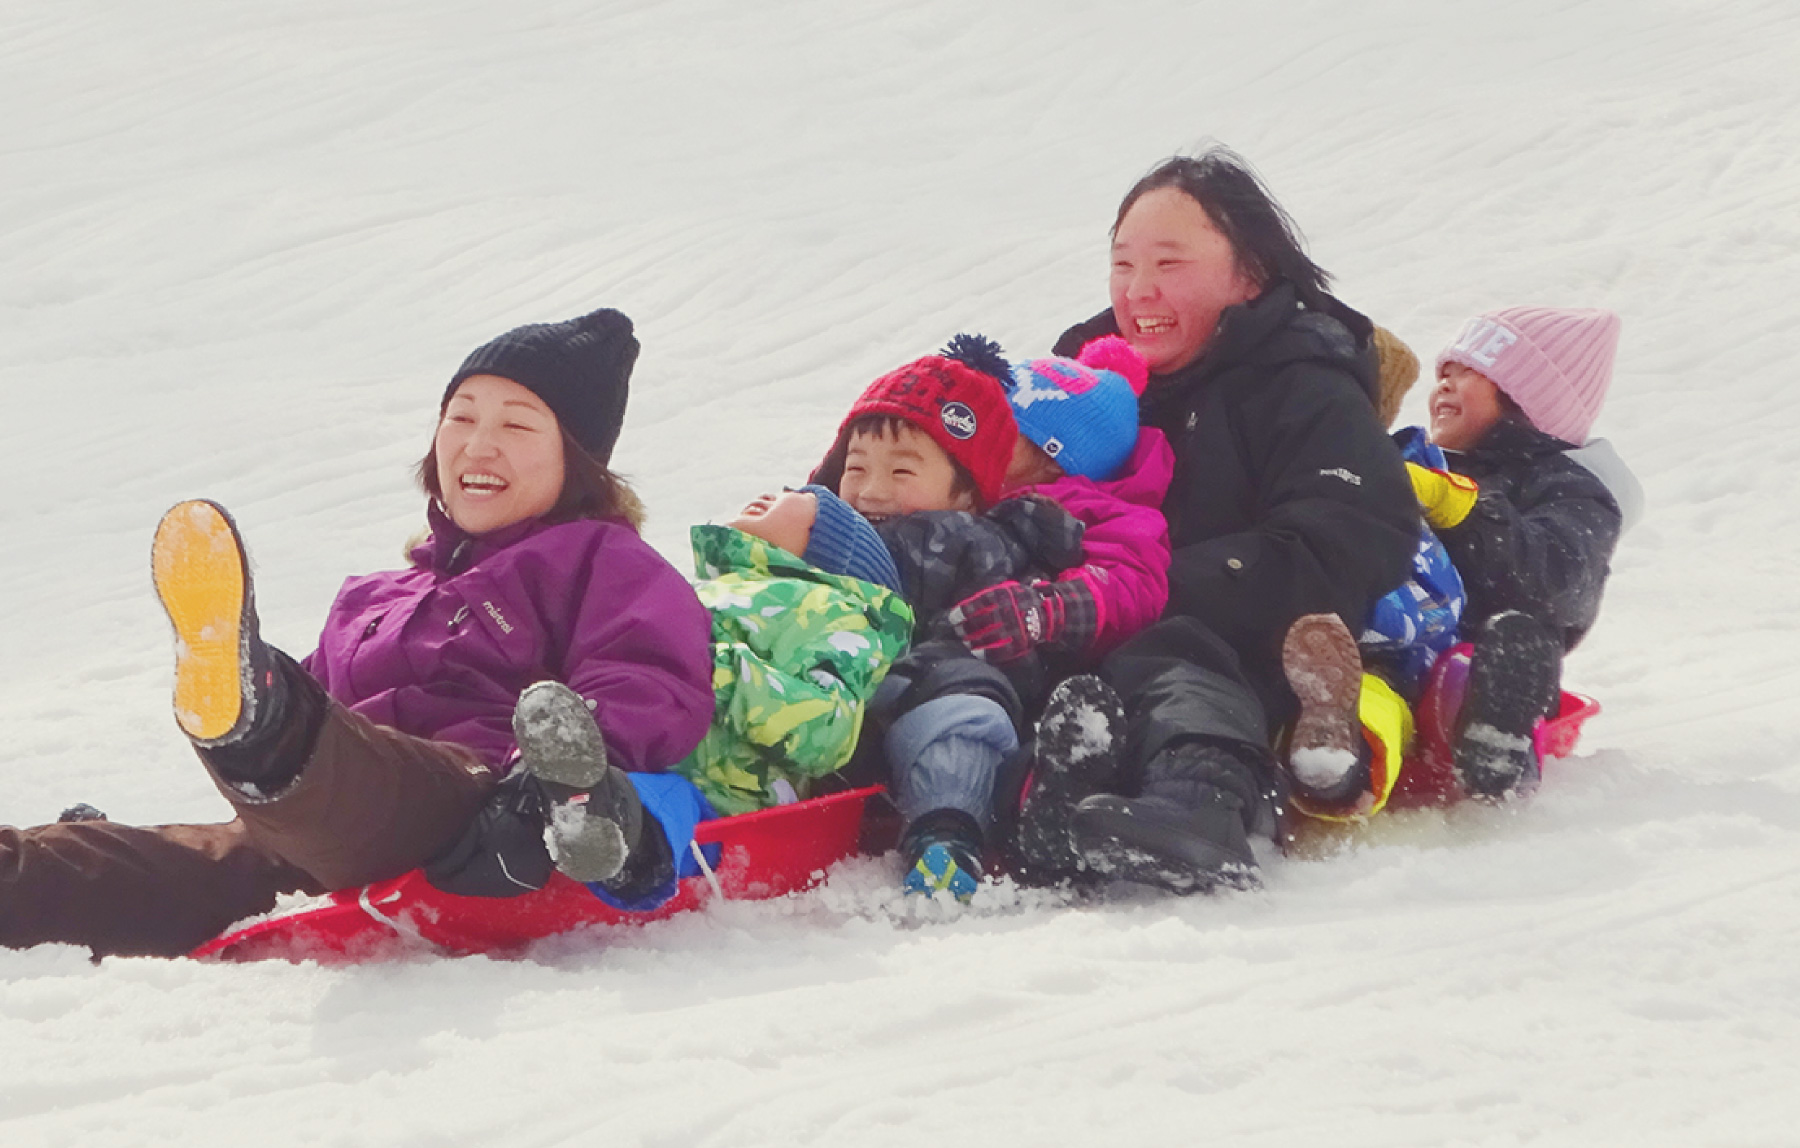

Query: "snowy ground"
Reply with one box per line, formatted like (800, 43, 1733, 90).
(4, 1, 1799, 1143)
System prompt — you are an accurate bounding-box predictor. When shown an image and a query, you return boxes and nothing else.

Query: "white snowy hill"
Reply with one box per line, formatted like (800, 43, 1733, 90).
(4, 2, 1798, 1143)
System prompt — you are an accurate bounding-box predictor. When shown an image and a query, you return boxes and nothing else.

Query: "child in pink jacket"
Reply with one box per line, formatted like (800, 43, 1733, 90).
(947, 336, 1172, 665)
(1004, 336, 1170, 653)
(943, 336, 1177, 882)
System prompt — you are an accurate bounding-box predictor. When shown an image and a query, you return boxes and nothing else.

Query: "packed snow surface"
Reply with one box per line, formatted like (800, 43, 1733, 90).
(4, 1, 1800, 1144)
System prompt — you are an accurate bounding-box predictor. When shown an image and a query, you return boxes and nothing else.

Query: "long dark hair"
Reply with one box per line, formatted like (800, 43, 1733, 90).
(1114, 147, 1332, 311)
(417, 426, 646, 531)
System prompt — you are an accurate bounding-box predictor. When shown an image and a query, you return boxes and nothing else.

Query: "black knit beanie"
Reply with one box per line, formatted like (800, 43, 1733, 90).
(443, 308, 639, 464)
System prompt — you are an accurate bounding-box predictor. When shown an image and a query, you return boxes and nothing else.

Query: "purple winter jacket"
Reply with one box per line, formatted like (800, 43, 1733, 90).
(1010, 427, 1175, 657)
(301, 505, 714, 775)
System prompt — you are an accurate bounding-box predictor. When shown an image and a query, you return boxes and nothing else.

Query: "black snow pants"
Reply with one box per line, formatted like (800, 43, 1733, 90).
(1100, 616, 1283, 838)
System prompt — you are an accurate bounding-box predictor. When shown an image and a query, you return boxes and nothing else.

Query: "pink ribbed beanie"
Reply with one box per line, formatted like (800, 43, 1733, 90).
(1435, 307, 1620, 445)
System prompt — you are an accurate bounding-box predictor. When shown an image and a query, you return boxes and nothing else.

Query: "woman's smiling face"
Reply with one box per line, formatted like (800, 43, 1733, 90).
(1109, 187, 1261, 376)
(433, 374, 566, 535)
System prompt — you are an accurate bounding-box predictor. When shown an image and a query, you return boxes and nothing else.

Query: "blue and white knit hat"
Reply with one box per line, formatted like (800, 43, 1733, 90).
(797, 485, 902, 594)
(1005, 336, 1149, 482)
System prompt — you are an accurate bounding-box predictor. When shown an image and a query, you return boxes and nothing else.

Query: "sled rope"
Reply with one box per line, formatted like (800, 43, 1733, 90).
(359, 886, 433, 949)
(689, 839, 727, 902)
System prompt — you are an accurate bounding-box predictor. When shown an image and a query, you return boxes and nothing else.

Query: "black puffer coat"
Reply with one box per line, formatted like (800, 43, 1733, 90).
(1438, 418, 1622, 651)
(864, 496, 1087, 754)
(874, 495, 1086, 636)
(1056, 281, 1418, 711)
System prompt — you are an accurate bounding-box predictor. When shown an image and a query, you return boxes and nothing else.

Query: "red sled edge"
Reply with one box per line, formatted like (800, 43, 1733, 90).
(191, 785, 884, 964)
(1535, 691, 1601, 761)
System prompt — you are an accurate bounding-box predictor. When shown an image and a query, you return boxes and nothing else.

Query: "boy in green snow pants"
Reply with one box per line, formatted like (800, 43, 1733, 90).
(677, 485, 913, 815)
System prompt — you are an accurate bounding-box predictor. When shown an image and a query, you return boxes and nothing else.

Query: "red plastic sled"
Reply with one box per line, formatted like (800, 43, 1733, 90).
(191, 785, 883, 963)
(1387, 643, 1600, 807)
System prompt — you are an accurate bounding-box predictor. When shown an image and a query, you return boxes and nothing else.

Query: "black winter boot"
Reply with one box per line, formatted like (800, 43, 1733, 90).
(424, 769, 556, 897)
(151, 499, 279, 748)
(201, 652, 328, 794)
(425, 761, 676, 900)
(1069, 740, 1262, 894)
(1015, 675, 1126, 883)
(598, 816, 676, 904)
(1455, 611, 1562, 800)
(512, 680, 645, 884)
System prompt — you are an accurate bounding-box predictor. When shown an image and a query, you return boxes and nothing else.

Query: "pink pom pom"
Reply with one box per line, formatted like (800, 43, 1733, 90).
(1077, 335, 1149, 396)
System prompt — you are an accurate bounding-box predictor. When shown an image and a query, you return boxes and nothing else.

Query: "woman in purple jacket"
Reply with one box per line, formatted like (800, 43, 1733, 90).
(0, 309, 715, 958)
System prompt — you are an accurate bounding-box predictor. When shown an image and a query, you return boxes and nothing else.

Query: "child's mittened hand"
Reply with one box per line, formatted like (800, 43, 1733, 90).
(947, 580, 1096, 662)
(1406, 462, 1480, 530)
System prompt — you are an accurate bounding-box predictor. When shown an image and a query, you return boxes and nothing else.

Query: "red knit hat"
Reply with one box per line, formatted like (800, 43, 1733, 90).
(1436, 307, 1620, 446)
(813, 337, 1019, 507)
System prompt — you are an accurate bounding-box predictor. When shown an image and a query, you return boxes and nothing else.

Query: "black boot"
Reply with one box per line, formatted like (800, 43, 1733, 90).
(151, 499, 279, 748)
(1069, 740, 1263, 894)
(1455, 612, 1562, 800)
(512, 680, 645, 884)
(201, 652, 327, 794)
(424, 764, 676, 901)
(424, 769, 556, 897)
(598, 816, 676, 905)
(153, 503, 330, 795)
(1015, 675, 1126, 883)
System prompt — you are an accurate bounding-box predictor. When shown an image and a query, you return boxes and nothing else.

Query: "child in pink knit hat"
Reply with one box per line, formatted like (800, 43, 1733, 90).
(1401, 305, 1640, 800)
(1430, 306, 1618, 450)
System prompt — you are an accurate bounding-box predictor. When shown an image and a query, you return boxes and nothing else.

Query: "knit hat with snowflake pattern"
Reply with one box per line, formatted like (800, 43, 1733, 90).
(1006, 336, 1149, 481)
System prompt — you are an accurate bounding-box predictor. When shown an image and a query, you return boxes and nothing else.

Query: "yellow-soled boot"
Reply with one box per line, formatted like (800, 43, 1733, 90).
(151, 499, 265, 745)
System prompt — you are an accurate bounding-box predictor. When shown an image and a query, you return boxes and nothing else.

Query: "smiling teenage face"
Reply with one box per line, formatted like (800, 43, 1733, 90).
(1109, 187, 1262, 376)
(1428, 362, 1508, 452)
(838, 421, 974, 522)
(434, 374, 566, 535)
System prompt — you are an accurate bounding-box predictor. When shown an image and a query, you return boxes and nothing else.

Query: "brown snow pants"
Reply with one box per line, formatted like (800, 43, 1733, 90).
(0, 702, 495, 959)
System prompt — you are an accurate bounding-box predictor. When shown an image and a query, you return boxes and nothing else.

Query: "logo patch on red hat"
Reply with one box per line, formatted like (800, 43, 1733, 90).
(940, 401, 977, 440)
